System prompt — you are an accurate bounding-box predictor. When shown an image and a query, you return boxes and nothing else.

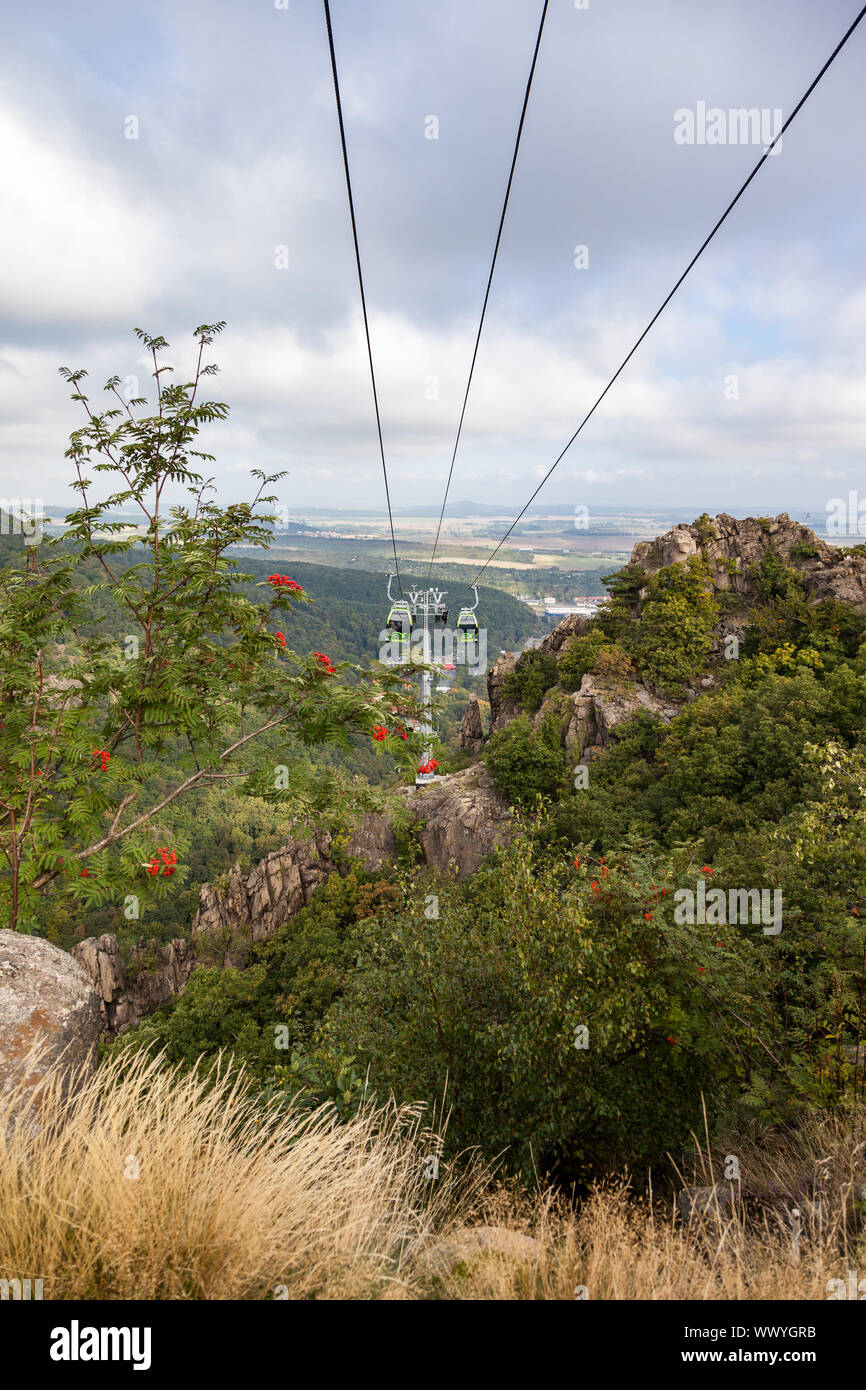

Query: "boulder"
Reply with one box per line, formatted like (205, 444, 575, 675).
(403, 764, 510, 876)
(0, 929, 101, 1124)
(539, 611, 590, 656)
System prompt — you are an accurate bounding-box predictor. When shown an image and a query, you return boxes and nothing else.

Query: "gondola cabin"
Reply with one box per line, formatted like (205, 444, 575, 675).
(385, 599, 413, 661)
(455, 605, 479, 653)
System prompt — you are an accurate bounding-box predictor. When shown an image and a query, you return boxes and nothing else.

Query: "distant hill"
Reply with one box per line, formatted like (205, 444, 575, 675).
(0, 535, 541, 667)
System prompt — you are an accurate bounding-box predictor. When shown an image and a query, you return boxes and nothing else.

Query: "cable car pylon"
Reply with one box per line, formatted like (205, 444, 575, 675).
(385, 573, 450, 785)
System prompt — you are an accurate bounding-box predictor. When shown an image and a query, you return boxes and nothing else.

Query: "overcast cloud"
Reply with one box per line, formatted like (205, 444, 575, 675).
(1, 0, 864, 523)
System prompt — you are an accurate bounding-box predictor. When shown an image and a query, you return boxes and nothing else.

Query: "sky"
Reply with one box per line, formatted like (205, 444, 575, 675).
(1, 0, 865, 530)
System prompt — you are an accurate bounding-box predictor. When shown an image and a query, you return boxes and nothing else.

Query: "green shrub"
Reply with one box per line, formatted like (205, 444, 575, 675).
(483, 713, 567, 808)
(318, 839, 737, 1182)
(592, 642, 632, 686)
(501, 648, 558, 713)
(558, 627, 609, 691)
(625, 558, 718, 696)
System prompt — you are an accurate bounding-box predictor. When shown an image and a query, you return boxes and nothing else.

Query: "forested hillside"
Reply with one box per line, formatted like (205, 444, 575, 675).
(109, 512, 866, 1195)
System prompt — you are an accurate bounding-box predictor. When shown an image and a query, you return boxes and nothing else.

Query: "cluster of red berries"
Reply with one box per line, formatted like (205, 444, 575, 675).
(93, 748, 110, 771)
(147, 847, 178, 877)
(274, 632, 287, 648)
(268, 575, 303, 591)
(372, 725, 388, 742)
(417, 759, 439, 775)
(313, 651, 336, 676)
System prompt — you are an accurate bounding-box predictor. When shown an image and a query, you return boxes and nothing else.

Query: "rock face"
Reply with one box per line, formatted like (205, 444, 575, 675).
(632, 513, 866, 609)
(402, 764, 510, 877)
(459, 694, 484, 751)
(538, 611, 590, 656)
(72, 933, 194, 1034)
(0, 930, 101, 1120)
(487, 651, 520, 732)
(192, 830, 340, 967)
(189, 821, 397, 969)
(565, 674, 682, 760)
(190, 770, 511, 967)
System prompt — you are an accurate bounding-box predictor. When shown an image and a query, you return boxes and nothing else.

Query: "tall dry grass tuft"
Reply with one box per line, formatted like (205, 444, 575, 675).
(0, 1045, 479, 1300)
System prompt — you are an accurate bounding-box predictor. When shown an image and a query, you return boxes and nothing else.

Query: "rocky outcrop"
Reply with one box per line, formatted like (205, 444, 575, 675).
(459, 694, 484, 752)
(0, 930, 101, 1125)
(66, 766, 512, 1032)
(72, 933, 194, 1034)
(192, 830, 339, 967)
(565, 674, 682, 760)
(402, 764, 510, 876)
(487, 651, 520, 732)
(538, 611, 590, 656)
(188, 822, 398, 969)
(632, 513, 866, 608)
(191, 771, 511, 965)
(485, 514, 866, 761)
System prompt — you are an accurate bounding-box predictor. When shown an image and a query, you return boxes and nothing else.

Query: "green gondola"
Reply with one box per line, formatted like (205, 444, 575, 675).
(455, 605, 479, 653)
(385, 599, 413, 660)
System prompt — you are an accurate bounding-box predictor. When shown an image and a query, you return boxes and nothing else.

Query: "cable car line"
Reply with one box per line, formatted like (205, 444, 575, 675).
(425, 0, 550, 584)
(323, 0, 404, 595)
(468, 0, 866, 588)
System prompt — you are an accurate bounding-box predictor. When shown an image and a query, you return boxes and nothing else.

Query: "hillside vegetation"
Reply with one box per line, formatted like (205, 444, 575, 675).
(5, 334, 866, 1299)
(114, 513, 866, 1203)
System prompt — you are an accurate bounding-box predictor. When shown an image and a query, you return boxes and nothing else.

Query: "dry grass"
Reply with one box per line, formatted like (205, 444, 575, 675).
(430, 1177, 866, 1300)
(3, 1049, 865, 1300)
(0, 1047, 477, 1300)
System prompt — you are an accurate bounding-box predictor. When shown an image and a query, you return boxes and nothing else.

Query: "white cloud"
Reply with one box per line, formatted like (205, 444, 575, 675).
(0, 106, 169, 323)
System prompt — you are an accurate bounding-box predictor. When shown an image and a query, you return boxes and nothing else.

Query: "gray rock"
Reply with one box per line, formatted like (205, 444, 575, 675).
(487, 651, 521, 732)
(459, 693, 485, 752)
(633, 513, 866, 610)
(0, 929, 101, 1126)
(565, 674, 681, 759)
(72, 933, 194, 1035)
(402, 764, 510, 876)
(539, 611, 590, 656)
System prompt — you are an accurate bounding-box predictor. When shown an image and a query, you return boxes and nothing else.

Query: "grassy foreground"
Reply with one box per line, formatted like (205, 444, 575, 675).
(2, 1051, 864, 1301)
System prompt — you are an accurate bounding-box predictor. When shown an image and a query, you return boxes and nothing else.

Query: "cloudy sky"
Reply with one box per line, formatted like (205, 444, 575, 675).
(1, 0, 865, 525)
